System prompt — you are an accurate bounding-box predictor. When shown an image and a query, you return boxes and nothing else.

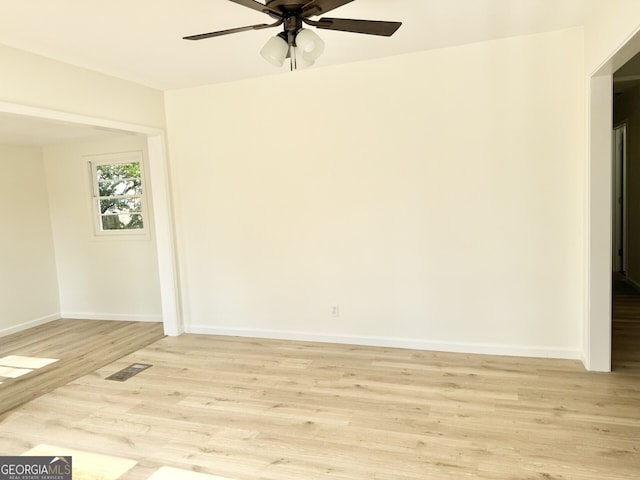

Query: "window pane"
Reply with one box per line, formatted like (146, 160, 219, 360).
(99, 198, 142, 215)
(100, 214, 144, 230)
(96, 162, 143, 196)
(98, 178, 143, 196)
(97, 162, 140, 179)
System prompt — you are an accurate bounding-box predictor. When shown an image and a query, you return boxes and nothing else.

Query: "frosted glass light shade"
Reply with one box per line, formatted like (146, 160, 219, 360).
(292, 47, 314, 69)
(295, 29, 325, 62)
(260, 35, 289, 67)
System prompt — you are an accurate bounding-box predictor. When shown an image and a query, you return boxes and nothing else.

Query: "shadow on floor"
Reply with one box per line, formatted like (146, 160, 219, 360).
(612, 274, 640, 374)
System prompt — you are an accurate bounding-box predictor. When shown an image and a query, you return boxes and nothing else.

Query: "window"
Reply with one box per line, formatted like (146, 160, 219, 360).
(89, 151, 148, 236)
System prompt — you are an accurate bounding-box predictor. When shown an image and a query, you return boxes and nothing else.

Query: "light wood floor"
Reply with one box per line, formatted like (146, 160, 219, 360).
(612, 276, 640, 375)
(0, 319, 165, 415)
(0, 320, 639, 479)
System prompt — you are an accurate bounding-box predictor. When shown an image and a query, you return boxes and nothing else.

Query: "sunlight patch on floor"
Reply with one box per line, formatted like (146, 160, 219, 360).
(0, 366, 32, 378)
(22, 444, 137, 480)
(146, 467, 236, 480)
(0, 356, 60, 381)
(0, 355, 59, 369)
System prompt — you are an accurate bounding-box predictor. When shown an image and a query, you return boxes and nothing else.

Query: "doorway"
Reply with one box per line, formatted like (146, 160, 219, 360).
(589, 30, 640, 372)
(0, 101, 181, 336)
(613, 123, 627, 275)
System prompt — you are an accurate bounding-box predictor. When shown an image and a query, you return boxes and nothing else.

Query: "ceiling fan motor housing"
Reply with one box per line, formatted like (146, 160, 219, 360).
(267, 1, 307, 37)
(266, 0, 309, 11)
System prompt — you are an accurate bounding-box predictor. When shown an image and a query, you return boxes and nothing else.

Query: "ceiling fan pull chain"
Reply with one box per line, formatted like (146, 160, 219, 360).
(291, 45, 297, 71)
(288, 31, 296, 71)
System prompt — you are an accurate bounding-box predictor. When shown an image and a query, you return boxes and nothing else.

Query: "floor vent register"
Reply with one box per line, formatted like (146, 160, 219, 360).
(106, 363, 152, 381)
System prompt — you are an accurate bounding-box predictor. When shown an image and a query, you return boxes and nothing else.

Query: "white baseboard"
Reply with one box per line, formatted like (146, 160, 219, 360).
(62, 312, 162, 323)
(186, 325, 582, 360)
(579, 350, 587, 369)
(0, 313, 61, 337)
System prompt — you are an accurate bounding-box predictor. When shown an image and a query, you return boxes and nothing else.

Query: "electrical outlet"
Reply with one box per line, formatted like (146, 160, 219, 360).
(331, 304, 340, 318)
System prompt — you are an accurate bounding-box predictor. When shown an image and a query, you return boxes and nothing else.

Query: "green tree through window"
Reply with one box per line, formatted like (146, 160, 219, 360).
(90, 153, 146, 234)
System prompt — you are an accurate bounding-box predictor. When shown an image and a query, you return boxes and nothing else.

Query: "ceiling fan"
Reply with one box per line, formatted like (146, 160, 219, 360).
(183, 0, 402, 70)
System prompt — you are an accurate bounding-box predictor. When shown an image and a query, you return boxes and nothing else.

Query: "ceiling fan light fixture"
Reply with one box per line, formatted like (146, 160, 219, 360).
(295, 28, 325, 62)
(184, 0, 403, 72)
(260, 33, 289, 67)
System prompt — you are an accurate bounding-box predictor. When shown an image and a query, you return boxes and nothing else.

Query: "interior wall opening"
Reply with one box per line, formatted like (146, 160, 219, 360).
(0, 102, 181, 338)
(611, 54, 640, 371)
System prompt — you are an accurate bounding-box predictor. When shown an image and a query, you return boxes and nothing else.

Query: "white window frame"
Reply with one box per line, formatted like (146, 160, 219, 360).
(87, 151, 150, 238)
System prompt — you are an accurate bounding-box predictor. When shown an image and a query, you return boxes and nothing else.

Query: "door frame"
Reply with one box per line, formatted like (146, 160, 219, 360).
(0, 100, 182, 336)
(587, 28, 640, 371)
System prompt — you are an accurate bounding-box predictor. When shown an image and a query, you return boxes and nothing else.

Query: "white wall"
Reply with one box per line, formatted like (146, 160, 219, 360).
(0, 145, 60, 334)
(165, 27, 585, 358)
(585, 0, 640, 74)
(43, 136, 162, 321)
(0, 43, 165, 128)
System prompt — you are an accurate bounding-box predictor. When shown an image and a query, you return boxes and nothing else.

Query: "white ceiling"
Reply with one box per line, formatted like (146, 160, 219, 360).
(0, 112, 134, 147)
(0, 0, 588, 91)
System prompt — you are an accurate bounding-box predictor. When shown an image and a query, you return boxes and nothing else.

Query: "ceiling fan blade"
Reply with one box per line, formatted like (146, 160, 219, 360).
(306, 17, 402, 36)
(183, 19, 282, 40)
(229, 0, 282, 18)
(301, 0, 354, 17)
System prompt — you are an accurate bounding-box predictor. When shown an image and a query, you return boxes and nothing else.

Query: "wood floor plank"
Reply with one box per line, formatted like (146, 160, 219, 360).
(0, 319, 165, 415)
(0, 282, 638, 479)
(2, 329, 639, 479)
